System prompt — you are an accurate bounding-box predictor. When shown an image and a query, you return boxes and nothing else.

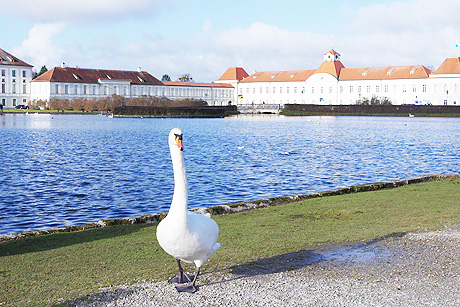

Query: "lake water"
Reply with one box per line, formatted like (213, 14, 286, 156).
(1, 114, 459, 235)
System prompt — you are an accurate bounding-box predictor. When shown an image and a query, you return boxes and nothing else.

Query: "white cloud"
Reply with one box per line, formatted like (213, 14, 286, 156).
(12, 23, 67, 68)
(341, 0, 460, 68)
(0, 0, 175, 23)
(9, 0, 460, 82)
(194, 22, 333, 77)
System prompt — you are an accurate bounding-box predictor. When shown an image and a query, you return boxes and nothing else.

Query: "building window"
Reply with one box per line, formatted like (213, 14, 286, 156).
(93, 85, 97, 95)
(12, 70, 16, 77)
(1, 70, 5, 77)
(376, 85, 380, 93)
(287, 87, 290, 94)
(12, 84, 16, 94)
(339, 86, 343, 93)
(65, 84, 69, 94)
(320, 87, 323, 94)
(311, 87, 314, 94)
(294, 87, 297, 94)
(13, 98, 16, 106)
(1, 98, 5, 105)
(367, 85, 371, 93)
(74, 85, 78, 94)
(260, 87, 262, 94)
(266, 87, 269, 94)
(384, 85, 388, 92)
(357, 86, 361, 93)
(402, 85, 407, 93)
(350, 86, 353, 93)
(55, 84, 59, 93)
(1, 84, 5, 94)
(273, 87, 276, 94)
(280, 87, 282, 94)
(84, 85, 87, 95)
(23, 81, 26, 94)
(22, 71, 26, 78)
(422, 84, 426, 92)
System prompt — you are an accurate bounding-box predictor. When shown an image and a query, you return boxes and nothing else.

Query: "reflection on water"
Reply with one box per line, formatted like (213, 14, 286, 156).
(1, 114, 459, 234)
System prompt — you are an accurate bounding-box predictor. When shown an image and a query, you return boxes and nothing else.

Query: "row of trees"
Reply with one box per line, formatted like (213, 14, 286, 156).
(162, 73, 193, 82)
(356, 96, 392, 105)
(30, 95, 208, 112)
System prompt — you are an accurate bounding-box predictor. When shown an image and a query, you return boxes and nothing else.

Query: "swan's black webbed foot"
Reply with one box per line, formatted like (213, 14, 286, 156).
(175, 266, 200, 293)
(175, 284, 198, 293)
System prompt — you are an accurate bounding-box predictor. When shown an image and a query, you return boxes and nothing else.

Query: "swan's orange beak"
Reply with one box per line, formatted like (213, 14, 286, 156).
(175, 134, 184, 151)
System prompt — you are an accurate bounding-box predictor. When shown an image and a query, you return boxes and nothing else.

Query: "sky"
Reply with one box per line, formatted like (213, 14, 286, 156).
(1, 0, 460, 82)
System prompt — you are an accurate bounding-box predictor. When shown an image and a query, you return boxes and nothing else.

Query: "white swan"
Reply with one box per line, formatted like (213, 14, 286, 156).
(156, 128, 221, 293)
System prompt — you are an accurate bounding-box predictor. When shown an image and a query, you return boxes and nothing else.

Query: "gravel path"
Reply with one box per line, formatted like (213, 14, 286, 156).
(72, 227, 460, 306)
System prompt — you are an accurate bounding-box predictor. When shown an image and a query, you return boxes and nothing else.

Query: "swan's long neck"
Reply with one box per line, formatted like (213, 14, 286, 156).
(169, 146, 188, 220)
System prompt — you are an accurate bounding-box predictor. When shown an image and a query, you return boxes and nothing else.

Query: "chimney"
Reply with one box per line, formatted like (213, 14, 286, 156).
(61, 62, 65, 68)
(137, 67, 142, 72)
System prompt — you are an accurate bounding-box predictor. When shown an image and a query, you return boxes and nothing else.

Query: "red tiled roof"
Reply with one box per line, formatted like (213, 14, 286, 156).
(217, 67, 249, 81)
(32, 67, 163, 85)
(432, 57, 460, 75)
(325, 49, 339, 56)
(240, 69, 316, 83)
(163, 81, 233, 88)
(339, 65, 431, 81)
(315, 61, 345, 78)
(0, 48, 33, 67)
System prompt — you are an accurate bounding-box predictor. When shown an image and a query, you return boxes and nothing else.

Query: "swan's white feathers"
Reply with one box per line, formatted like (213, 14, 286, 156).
(157, 211, 220, 267)
(156, 127, 220, 269)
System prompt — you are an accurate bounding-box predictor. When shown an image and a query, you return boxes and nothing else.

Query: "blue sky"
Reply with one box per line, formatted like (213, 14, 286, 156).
(1, 0, 459, 82)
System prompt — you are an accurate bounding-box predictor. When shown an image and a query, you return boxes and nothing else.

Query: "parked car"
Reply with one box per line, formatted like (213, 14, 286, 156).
(15, 105, 29, 109)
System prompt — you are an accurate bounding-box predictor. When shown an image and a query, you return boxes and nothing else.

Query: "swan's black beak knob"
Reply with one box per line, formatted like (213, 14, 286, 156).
(175, 134, 184, 151)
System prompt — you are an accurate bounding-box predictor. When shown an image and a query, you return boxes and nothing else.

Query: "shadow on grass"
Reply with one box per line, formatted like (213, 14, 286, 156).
(0, 223, 153, 256)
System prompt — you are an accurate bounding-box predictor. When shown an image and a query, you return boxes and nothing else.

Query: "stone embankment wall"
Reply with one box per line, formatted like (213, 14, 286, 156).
(283, 104, 460, 116)
(114, 105, 237, 117)
(1, 174, 457, 242)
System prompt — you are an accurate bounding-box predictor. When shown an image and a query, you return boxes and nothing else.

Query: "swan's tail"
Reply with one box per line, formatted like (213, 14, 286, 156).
(213, 243, 221, 253)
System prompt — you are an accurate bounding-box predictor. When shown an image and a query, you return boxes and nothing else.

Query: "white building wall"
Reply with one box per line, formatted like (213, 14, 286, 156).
(234, 75, 460, 107)
(31, 81, 234, 107)
(1, 64, 33, 108)
(305, 73, 338, 105)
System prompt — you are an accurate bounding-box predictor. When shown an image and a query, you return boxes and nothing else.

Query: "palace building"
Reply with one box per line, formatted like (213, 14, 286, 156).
(0, 48, 33, 108)
(31, 65, 234, 107)
(2, 46, 460, 109)
(217, 49, 460, 106)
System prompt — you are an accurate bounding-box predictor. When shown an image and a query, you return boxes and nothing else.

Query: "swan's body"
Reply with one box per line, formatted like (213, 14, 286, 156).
(156, 128, 220, 293)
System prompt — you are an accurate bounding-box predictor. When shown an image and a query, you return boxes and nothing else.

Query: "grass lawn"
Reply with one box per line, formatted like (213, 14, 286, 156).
(1, 176, 459, 306)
